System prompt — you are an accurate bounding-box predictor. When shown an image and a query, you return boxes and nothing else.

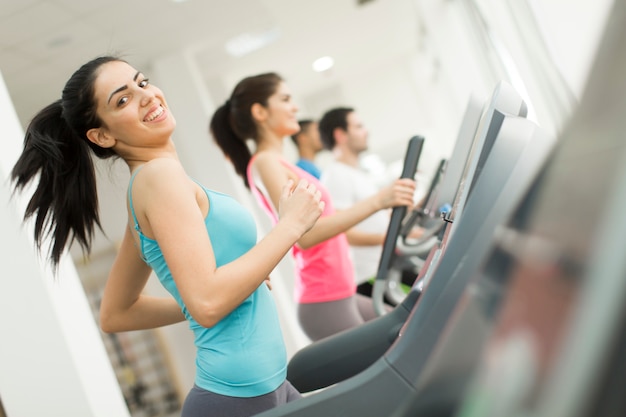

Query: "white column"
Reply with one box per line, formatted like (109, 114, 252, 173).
(0, 73, 130, 417)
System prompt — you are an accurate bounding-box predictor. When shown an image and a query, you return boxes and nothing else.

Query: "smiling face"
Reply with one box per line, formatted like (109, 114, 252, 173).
(261, 81, 300, 138)
(86, 60, 176, 156)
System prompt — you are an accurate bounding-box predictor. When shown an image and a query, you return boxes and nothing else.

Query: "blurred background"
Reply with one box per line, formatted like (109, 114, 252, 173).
(0, 0, 615, 415)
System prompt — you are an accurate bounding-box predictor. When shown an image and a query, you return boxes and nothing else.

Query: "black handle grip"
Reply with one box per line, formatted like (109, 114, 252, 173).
(373, 136, 424, 315)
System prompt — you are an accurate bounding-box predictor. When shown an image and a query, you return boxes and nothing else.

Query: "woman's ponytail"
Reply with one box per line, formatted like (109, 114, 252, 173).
(210, 72, 284, 190)
(210, 102, 252, 188)
(11, 99, 101, 267)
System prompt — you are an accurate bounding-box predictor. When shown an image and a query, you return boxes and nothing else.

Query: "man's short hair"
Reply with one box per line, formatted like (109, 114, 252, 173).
(318, 107, 354, 150)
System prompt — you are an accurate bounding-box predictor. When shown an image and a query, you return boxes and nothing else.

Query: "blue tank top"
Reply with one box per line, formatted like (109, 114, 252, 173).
(128, 168, 287, 397)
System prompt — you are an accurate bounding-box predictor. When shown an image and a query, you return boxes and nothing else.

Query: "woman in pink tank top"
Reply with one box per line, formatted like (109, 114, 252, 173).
(209, 72, 416, 341)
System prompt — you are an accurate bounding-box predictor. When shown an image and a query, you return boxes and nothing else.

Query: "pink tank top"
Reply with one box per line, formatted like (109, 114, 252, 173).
(247, 156, 356, 303)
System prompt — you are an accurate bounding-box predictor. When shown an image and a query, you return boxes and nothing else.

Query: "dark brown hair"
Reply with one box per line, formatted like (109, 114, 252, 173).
(11, 56, 122, 267)
(318, 107, 354, 150)
(209, 72, 283, 188)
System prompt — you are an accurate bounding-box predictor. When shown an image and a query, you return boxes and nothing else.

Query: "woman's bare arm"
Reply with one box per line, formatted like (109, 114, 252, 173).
(253, 152, 415, 249)
(133, 158, 322, 328)
(99, 226, 185, 333)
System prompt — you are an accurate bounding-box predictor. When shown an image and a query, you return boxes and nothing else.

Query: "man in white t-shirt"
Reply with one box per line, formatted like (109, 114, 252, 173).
(319, 107, 391, 295)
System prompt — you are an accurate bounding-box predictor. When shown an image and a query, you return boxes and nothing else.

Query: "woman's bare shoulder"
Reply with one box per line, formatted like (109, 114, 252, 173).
(135, 157, 184, 179)
(253, 150, 282, 166)
(131, 158, 192, 195)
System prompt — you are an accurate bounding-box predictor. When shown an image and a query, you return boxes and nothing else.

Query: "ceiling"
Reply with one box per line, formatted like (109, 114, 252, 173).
(0, 0, 420, 128)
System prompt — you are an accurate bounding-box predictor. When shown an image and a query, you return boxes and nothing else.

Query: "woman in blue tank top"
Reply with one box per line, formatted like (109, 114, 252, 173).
(10, 56, 324, 417)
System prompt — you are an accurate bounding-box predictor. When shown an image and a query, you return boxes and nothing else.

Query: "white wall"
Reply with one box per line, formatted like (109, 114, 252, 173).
(528, 0, 614, 96)
(409, 0, 614, 138)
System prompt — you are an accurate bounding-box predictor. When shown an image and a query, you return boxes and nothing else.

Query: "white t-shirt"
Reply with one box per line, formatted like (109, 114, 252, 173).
(321, 161, 390, 285)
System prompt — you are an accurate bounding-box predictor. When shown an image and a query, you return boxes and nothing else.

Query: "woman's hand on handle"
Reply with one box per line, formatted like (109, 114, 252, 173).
(278, 179, 325, 236)
(376, 178, 417, 210)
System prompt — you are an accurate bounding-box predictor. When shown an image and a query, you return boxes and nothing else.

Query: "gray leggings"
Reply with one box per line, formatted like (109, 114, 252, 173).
(181, 380, 301, 417)
(297, 294, 381, 341)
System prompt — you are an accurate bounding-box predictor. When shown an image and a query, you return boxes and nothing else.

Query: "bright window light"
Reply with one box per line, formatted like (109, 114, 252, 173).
(312, 56, 334, 72)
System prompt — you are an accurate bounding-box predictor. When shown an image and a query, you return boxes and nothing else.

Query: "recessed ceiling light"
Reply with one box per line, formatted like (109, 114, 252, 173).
(312, 56, 334, 72)
(224, 28, 281, 57)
